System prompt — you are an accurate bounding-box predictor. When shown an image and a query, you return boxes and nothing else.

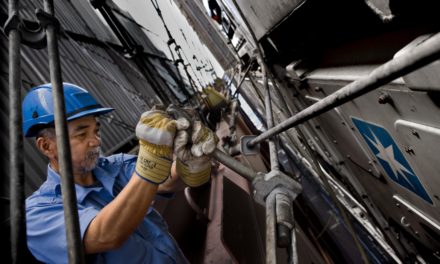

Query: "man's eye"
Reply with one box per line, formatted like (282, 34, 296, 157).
(76, 133, 86, 138)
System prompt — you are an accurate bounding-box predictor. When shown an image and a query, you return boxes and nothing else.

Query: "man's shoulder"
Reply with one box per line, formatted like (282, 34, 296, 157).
(26, 182, 62, 209)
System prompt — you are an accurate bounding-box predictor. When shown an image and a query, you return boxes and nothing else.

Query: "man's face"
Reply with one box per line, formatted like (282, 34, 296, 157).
(66, 116, 102, 174)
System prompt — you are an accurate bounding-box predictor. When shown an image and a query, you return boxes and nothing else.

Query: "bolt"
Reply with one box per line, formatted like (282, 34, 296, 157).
(314, 86, 323, 92)
(333, 140, 337, 144)
(378, 92, 392, 104)
(405, 146, 415, 155)
(411, 129, 420, 138)
(400, 216, 410, 227)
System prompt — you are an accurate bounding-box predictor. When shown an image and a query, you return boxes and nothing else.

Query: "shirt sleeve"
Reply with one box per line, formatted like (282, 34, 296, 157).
(26, 201, 99, 264)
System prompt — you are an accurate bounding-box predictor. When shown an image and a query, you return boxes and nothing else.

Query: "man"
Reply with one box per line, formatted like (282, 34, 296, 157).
(23, 83, 216, 263)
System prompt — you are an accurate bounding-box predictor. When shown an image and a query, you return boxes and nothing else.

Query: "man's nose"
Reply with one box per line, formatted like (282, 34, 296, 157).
(89, 135, 101, 147)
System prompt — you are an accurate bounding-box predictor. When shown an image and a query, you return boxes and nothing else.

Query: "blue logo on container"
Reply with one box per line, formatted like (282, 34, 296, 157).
(352, 117, 432, 204)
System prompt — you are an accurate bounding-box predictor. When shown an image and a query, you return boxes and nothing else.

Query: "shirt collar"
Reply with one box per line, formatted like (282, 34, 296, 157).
(46, 157, 118, 203)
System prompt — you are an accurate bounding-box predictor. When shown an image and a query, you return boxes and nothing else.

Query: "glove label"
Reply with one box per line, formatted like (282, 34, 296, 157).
(136, 147, 172, 184)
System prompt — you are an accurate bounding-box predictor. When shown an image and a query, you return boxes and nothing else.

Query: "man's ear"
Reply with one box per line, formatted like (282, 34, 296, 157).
(36, 137, 56, 159)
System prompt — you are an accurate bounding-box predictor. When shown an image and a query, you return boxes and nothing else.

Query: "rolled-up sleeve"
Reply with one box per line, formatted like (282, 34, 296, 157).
(26, 201, 99, 264)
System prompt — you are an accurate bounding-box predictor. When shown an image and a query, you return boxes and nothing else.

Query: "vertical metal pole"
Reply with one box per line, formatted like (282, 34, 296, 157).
(288, 228, 298, 264)
(8, 1, 26, 263)
(43, 0, 85, 263)
(266, 191, 278, 264)
(260, 61, 279, 171)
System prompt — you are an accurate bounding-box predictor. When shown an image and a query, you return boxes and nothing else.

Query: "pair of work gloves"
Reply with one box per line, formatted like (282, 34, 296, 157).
(135, 107, 218, 187)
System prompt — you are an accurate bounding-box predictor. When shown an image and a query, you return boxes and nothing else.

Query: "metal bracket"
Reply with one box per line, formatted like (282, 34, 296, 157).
(240, 135, 260, 155)
(2, 11, 47, 49)
(35, 8, 61, 32)
(252, 170, 302, 206)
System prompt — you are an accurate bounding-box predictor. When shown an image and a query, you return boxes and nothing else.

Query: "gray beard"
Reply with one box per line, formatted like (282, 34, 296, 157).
(79, 147, 100, 174)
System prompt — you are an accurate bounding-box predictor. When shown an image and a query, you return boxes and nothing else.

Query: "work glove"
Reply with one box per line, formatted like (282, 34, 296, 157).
(174, 120, 218, 187)
(135, 106, 189, 184)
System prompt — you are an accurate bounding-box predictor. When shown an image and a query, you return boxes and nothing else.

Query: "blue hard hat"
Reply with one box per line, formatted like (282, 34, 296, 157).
(22, 82, 114, 137)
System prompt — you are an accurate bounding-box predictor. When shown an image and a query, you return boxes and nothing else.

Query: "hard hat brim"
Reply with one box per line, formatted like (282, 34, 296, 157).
(67, 107, 114, 121)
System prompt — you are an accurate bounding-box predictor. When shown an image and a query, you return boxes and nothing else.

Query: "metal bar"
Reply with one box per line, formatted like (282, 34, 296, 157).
(8, 1, 27, 263)
(288, 227, 298, 264)
(249, 32, 440, 147)
(43, 1, 85, 263)
(261, 61, 279, 171)
(211, 149, 257, 181)
(228, 98, 239, 134)
(232, 62, 252, 97)
(266, 191, 277, 264)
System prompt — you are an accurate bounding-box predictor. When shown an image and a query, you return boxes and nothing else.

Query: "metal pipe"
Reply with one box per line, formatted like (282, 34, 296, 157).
(275, 193, 293, 247)
(43, 0, 85, 263)
(265, 191, 278, 264)
(249, 31, 440, 147)
(261, 61, 279, 171)
(228, 98, 239, 135)
(288, 227, 298, 264)
(8, 1, 27, 263)
(211, 149, 257, 181)
(232, 62, 253, 97)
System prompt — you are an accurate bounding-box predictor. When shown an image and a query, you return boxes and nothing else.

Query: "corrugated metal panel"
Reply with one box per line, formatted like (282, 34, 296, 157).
(1, 0, 185, 195)
(112, 6, 160, 54)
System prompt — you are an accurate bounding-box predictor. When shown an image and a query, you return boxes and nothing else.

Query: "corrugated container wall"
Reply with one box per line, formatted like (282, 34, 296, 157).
(0, 1, 187, 196)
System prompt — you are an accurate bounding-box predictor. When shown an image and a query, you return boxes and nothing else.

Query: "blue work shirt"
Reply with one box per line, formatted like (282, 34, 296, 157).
(26, 153, 188, 264)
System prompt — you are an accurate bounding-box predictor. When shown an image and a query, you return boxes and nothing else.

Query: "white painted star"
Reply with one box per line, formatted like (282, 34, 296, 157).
(365, 129, 415, 189)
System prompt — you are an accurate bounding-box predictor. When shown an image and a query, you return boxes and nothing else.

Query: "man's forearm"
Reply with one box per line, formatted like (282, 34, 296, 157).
(84, 175, 158, 253)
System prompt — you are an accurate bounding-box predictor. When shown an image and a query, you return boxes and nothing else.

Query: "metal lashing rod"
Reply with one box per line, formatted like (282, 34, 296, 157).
(232, 61, 253, 97)
(260, 60, 280, 172)
(211, 149, 258, 181)
(7, 0, 27, 262)
(248, 31, 440, 147)
(265, 191, 278, 264)
(43, 0, 85, 263)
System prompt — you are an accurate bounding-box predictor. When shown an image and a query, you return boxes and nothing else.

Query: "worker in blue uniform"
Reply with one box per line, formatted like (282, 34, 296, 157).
(22, 83, 217, 263)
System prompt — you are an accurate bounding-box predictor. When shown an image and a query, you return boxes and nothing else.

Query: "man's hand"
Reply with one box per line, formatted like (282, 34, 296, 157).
(174, 120, 218, 187)
(135, 107, 188, 184)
